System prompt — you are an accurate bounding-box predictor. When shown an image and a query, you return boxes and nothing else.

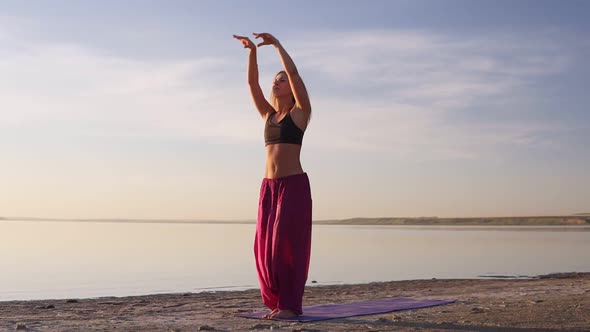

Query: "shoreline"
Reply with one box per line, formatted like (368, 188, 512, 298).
(3, 271, 587, 304)
(2, 215, 590, 226)
(2, 273, 588, 331)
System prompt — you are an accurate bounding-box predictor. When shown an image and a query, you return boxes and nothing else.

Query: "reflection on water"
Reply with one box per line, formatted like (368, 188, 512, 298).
(1, 220, 588, 301)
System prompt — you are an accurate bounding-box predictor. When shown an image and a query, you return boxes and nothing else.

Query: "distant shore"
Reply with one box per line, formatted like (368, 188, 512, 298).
(318, 215, 590, 226)
(2, 272, 588, 331)
(2, 215, 589, 226)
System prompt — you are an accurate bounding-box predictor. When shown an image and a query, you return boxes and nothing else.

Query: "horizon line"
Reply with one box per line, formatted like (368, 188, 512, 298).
(1, 214, 589, 223)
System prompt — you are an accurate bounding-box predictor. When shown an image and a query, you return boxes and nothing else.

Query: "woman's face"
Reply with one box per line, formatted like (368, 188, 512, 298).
(272, 73, 292, 97)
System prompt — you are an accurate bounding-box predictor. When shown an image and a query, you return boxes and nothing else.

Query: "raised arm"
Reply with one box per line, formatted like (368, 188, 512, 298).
(254, 33, 311, 114)
(233, 35, 274, 118)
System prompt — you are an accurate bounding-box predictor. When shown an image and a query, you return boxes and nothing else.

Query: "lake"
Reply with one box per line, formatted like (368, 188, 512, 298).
(1, 220, 588, 301)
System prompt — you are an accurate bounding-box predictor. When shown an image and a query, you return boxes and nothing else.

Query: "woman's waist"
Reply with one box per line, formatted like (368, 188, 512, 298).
(264, 159, 303, 179)
(264, 144, 303, 178)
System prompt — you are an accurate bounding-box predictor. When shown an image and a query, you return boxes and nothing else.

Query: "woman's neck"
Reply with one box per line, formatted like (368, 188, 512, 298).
(276, 96, 294, 114)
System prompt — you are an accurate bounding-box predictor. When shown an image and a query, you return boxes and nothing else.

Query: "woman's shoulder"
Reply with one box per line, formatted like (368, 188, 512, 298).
(289, 107, 310, 131)
(290, 106, 310, 117)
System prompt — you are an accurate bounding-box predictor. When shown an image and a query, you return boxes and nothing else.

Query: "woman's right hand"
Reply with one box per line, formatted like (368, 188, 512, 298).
(233, 35, 256, 50)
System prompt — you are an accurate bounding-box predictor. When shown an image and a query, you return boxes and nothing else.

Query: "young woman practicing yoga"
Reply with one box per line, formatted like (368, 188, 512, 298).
(233, 32, 312, 319)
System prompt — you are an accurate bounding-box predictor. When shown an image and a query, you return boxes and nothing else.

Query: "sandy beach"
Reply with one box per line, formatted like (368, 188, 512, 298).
(1, 272, 588, 331)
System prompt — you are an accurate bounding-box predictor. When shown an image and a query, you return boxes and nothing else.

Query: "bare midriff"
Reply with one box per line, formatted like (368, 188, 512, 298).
(264, 143, 304, 179)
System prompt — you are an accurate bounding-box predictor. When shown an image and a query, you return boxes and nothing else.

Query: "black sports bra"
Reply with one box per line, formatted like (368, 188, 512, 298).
(264, 112, 304, 146)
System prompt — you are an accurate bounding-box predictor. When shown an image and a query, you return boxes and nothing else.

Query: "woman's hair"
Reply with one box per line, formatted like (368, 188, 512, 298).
(269, 71, 295, 112)
(269, 70, 311, 124)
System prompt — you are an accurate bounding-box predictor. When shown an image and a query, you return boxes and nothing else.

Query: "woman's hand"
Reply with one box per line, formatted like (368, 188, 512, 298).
(253, 32, 280, 48)
(233, 35, 256, 50)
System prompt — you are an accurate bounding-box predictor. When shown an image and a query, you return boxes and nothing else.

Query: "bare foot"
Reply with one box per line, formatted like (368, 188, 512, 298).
(262, 308, 279, 319)
(269, 309, 298, 319)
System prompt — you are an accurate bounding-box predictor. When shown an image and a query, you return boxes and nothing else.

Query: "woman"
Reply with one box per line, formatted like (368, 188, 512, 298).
(233, 32, 312, 319)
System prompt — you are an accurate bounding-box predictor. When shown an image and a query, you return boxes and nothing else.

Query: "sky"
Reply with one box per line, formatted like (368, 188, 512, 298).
(1, 0, 589, 220)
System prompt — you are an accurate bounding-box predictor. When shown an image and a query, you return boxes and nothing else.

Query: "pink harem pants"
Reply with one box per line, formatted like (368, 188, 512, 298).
(254, 173, 312, 315)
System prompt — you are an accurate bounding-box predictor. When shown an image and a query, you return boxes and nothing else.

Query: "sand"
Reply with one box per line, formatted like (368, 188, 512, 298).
(1, 273, 588, 332)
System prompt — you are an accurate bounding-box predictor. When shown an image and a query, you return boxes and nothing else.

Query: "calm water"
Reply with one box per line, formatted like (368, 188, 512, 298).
(1, 220, 589, 301)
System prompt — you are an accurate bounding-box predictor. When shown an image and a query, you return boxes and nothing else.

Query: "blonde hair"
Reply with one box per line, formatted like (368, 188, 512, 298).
(269, 71, 295, 112)
(269, 70, 311, 125)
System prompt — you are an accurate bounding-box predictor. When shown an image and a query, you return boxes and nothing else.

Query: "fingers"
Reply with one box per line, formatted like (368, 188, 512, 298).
(247, 32, 273, 39)
(236, 33, 274, 48)
(234, 35, 251, 42)
(233, 35, 253, 47)
(253, 32, 268, 39)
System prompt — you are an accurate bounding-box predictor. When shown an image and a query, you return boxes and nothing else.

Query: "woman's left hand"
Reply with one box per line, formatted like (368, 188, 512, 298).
(253, 32, 280, 47)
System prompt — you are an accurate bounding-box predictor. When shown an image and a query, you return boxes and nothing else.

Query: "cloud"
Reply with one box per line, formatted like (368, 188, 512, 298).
(0, 22, 263, 143)
(288, 29, 575, 159)
(0, 22, 580, 160)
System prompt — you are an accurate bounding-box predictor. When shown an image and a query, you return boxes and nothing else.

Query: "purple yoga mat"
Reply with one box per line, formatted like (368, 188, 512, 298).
(237, 297, 456, 322)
